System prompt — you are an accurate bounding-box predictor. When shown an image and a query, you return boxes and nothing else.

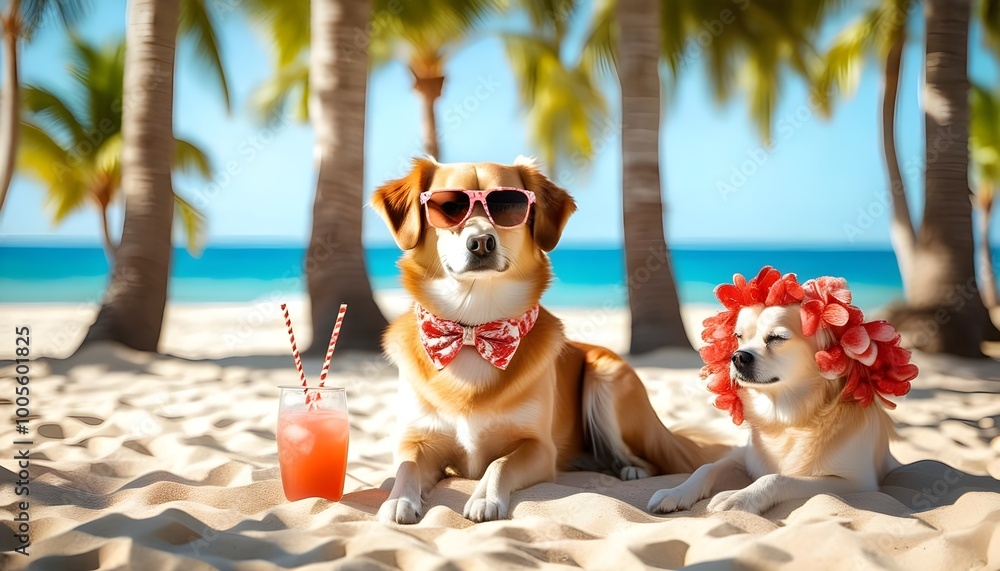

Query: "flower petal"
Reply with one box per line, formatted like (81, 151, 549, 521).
(827, 281, 852, 304)
(841, 325, 871, 354)
(822, 303, 850, 327)
(800, 299, 824, 337)
(853, 341, 878, 367)
(865, 320, 898, 342)
(765, 273, 805, 306)
(815, 347, 848, 379)
(715, 283, 744, 310)
(706, 373, 732, 393)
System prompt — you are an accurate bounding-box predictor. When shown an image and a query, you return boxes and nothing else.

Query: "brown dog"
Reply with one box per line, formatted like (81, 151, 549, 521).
(371, 157, 718, 524)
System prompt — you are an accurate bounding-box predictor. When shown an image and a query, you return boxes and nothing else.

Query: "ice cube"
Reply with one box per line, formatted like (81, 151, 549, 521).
(282, 419, 315, 456)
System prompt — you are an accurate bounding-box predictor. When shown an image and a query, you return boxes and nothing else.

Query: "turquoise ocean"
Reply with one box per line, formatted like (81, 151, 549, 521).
(0, 245, 905, 310)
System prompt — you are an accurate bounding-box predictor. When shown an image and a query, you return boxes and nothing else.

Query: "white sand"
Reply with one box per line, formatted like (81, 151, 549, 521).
(1, 297, 1000, 569)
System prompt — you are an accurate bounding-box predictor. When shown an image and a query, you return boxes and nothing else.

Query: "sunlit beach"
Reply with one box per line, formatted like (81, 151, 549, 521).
(2, 0, 1000, 569)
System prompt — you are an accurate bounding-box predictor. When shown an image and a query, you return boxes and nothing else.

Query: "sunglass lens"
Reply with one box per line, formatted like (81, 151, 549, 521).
(425, 191, 471, 228)
(486, 190, 530, 227)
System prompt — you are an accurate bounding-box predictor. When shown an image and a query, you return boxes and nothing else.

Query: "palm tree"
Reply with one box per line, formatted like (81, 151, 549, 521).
(898, 0, 985, 356)
(816, 0, 916, 296)
(509, 1, 833, 353)
(974, 0, 1000, 310)
(306, 0, 387, 353)
(247, 0, 499, 160)
(971, 82, 1000, 308)
(0, 0, 86, 217)
(505, 0, 685, 354)
(18, 36, 209, 262)
(83, 0, 181, 352)
(617, 0, 689, 352)
(77, 0, 232, 352)
(371, 0, 500, 159)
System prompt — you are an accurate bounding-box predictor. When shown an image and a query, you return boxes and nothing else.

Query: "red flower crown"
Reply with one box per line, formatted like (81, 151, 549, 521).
(700, 266, 918, 425)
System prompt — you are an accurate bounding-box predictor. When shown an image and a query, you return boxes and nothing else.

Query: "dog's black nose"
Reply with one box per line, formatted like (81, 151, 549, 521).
(467, 234, 496, 257)
(731, 350, 754, 370)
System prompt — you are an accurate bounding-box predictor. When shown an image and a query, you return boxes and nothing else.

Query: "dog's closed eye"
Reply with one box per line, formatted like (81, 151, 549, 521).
(764, 333, 788, 345)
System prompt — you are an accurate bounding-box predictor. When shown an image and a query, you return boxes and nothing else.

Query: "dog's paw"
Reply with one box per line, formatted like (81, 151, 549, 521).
(707, 489, 768, 515)
(620, 466, 650, 481)
(648, 486, 701, 513)
(463, 495, 509, 522)
(463, 464, 511, 523)
(378, 497, 422, 524)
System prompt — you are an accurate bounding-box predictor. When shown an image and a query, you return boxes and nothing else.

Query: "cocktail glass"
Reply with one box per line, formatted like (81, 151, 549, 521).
(276, 386, 349, 501)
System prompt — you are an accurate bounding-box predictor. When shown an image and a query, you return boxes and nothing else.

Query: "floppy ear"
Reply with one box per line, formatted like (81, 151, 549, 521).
(516, 158, 576, 252)
(371, 158, 437, 250)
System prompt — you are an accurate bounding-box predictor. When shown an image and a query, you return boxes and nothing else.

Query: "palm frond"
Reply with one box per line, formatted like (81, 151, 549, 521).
(513, 0, 578, 39)
(242, 0, 310, 68)
(173, 137, 213, 178)
(659, 0, 690, 78)
(981, 0, 1000, 55)
(654, 0, 841, 141)
(249, 58, 310, 122)
(93, 131, 122, 185)
(21, 84, 87, 146)
(173, 192, 207, 256)
(19, 0, 88, 38)
(503, 32, 558, 107)
(505, 30, 608, 171)
(374, 0, 502, 72)
(66, 35, 125, 137)
(579, 0, 617, 77)
(18, 121, 89, 222)
(813, 7, 889, 116)
(971, 82, 1000, 199)
(744, 45, 781, 143)
(179, 0, 232, 112)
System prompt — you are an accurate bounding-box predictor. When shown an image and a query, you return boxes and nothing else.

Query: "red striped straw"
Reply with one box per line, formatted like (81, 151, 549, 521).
(280, 303, 308, 388)
(318, 303, 348, 386)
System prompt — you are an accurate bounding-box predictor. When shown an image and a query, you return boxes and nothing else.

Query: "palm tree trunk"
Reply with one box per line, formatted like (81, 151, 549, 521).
(881, 23, 916, 299)
(413, 72, 444, 160)
(976, 198, 998, 308)
(305, 0, 386, 354)
(0, 2, 20, 216)
(617, 0, 691, 353)
(99, 205, 118, 264)
(83, 0, 178, 352)
(901, 0, 984, 356)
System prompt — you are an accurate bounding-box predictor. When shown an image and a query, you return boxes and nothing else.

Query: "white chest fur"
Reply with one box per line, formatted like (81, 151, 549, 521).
(453, 400, 543, 477)
(444, 348, 500, 386)
(424, 276, 534, 325)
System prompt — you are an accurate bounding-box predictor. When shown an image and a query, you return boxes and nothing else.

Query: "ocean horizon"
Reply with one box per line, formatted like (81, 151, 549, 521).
(0, 244, 906, 309)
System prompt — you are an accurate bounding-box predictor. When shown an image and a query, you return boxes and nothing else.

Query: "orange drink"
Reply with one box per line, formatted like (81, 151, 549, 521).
(276, 386, 349, 502)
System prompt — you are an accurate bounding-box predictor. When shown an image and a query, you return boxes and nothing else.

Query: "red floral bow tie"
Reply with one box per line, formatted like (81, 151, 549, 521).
(415, 304, 540, 370)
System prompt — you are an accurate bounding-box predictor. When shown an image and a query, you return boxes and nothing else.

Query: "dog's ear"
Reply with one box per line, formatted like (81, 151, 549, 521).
(371, 158, 437, 250)
(516, 158, 576, 252)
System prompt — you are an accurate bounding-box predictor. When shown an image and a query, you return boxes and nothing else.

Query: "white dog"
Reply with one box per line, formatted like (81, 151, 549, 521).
(649, 268, 917, 515)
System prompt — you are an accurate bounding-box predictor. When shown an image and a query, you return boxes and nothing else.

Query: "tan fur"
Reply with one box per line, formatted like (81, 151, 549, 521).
(373, 158, 721, 524)
(745, 377, 896, 479)
(649, 305, 900, 515)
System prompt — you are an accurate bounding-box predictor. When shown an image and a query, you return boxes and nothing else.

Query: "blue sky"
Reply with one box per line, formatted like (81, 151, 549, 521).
(3, 1, 999, 247)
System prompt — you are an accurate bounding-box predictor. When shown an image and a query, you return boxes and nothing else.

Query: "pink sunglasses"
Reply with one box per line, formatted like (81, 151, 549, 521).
(419, 188, 536, 230)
